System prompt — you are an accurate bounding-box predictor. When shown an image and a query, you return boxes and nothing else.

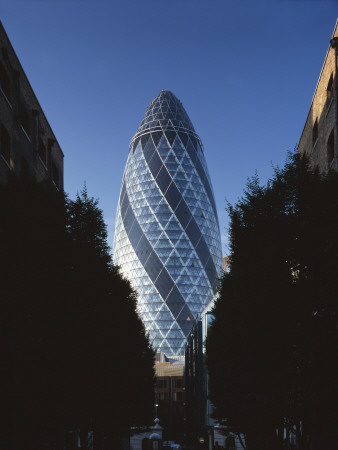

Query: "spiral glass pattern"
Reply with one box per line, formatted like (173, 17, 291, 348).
(113, 90, 222, 356)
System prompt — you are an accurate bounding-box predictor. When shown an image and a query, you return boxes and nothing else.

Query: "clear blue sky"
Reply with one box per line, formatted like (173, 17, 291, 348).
(2, 1, 337, 254)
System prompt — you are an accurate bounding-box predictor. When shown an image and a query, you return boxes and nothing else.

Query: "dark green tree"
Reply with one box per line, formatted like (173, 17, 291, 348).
(67, 185, 111, 266)
(0, 178, 155, 450)
(206, 153, 338, 450)
(59, 186, 155, 448)
(0, 175, 67, 449)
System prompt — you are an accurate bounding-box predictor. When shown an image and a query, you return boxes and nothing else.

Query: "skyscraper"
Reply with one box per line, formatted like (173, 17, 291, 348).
(113, 90, 222, 356)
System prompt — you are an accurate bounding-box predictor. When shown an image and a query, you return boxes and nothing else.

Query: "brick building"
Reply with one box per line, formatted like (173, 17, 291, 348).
(155, 356, 185, 444)
(0, 21, 63, 187)
(298, 20, 338, 172)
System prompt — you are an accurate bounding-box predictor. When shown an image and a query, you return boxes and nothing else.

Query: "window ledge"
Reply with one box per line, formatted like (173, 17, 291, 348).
(38, 155, 48, 171)
(52, 180, 60, 191)
(311, 138, 318, 154)
(327, 158, 335, 173)
(0, 87, 12, 109)
(20, 125, 31, 143)
(0, 153, 12, 170)
(326, 97, 334, 117)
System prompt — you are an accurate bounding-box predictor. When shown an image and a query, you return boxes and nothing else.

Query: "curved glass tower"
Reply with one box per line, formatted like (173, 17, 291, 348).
(113, 90, 222, 356)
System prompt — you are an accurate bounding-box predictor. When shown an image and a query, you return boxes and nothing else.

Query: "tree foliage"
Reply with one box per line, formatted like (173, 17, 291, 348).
(206, 153, 338, 450)
(67, 185, 111, 267)
(0, 177, 155, 449)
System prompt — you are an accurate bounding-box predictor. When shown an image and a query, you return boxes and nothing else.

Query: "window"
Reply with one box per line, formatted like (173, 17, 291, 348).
(0, 62, 10, 101)
(48, 139, 54, 166)
(158, 392, 168, 400)
(0, 123, 10, 165)
(173, 391, 183, 401)
(157, 379, 167, 389)
(312, 119, 318, 148)
(327, 128, 335, 167)
(173, 378, 182, 388)
(20, 101, 30, 137)
(327, 74, 333, 106)
(38, 138, 46, 166)
(21, 156, 29, 176)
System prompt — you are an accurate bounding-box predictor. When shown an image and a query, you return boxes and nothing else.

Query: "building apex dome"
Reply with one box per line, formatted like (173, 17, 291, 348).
(133, 90, 196, 143)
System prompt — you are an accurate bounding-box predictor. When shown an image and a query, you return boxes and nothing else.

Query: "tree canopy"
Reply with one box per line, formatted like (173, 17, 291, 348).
(0, 178, 155, 450)
(206, 153, 338, 450)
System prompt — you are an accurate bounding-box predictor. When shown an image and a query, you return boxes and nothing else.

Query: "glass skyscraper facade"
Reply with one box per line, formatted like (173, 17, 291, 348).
(113, 90, 222, 356)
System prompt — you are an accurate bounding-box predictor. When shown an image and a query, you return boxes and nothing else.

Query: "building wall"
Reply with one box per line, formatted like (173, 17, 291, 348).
(185, 313, 245, 449)
(156, 375, 184, 402)
(185, 320, 205, 447)
(0, 21, 63, 187)
(298, 20, 338, 173)
(222, 256, 230, 272)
